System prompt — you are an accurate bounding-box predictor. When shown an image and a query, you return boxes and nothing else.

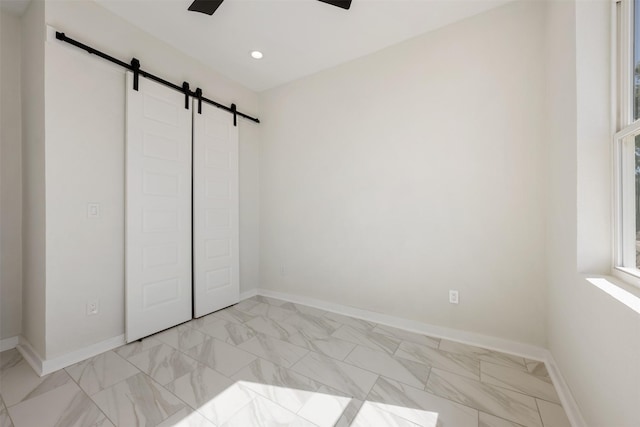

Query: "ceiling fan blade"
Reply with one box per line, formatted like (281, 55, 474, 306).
(317, 0, 352, 10)
(188, 0, 224, 15)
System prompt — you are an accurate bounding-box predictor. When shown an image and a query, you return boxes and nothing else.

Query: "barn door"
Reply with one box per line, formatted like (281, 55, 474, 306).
(125, 72, 192, 342)
(193, 101, 239, 317)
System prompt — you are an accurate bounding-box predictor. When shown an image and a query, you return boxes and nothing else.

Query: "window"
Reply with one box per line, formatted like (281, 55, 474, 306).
(614, 0, 640, 277)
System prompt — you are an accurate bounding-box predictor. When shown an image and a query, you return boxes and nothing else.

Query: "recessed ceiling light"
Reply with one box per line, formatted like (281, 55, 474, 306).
(250, 50, 263, 60)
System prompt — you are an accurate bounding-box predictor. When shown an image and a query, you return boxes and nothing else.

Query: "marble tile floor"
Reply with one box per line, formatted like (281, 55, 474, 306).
(0, 296, 572, 427)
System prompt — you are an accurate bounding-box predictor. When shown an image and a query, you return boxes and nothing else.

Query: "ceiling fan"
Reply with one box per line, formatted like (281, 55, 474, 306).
(188, 0, 352, 15)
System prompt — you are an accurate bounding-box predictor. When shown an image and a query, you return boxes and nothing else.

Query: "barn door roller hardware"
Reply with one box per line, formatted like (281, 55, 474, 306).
(55, 31, 260, 126)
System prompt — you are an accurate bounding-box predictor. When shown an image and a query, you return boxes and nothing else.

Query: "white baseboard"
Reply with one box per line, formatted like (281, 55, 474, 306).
(9, 287, 586, 427)
(544, 353, 587, 427)
(16, 339, 45, 376)
(13, 289, 261, 377)
(255, 288, 585, 427)
(239, 288, 258, 301)
(0, 336, 19, 352)
(257, 289, 547, 360)
(18, 334, 125, 377)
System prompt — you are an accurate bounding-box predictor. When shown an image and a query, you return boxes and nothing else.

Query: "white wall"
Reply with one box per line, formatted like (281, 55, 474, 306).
(20, 0, 47, 357)
(546, 1, 640, 426)
(0, 10, 23, 342)
(42, 1, 261, 359)
(19, 5, 639, 424)
(259, 1, 547, 346)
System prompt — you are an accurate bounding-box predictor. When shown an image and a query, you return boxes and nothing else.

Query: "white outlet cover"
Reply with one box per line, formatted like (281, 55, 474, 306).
(87, 300, 99, 315)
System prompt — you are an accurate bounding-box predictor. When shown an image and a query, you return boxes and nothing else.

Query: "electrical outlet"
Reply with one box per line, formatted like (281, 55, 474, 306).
(87, 300, 99, 316)
(449, 290, 459, 304)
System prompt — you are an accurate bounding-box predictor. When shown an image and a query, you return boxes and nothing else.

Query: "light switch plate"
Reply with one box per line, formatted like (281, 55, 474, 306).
(449, 290, 459, 304)
(87, 203, 100, 219)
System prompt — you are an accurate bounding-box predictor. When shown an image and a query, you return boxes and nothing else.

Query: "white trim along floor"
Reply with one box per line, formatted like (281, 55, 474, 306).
(1, 291, 582, 426)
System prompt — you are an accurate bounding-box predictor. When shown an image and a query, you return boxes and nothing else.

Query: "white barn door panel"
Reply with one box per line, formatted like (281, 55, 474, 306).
(193, 102, 239, 317)
(126, 72, 192, 342)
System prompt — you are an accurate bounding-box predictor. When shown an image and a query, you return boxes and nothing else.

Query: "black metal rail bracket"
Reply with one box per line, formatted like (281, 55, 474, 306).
(195, 88, 203, 114)
(131, 58, 140, 91)
(182, 82, 190, 110)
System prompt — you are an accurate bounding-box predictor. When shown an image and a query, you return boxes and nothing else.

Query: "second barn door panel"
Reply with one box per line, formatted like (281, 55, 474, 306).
(193, 101, 239, 317)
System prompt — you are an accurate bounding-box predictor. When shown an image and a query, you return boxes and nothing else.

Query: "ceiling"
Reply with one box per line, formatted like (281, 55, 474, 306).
(95, 0, 512, 91)
(1, 0, 512, 91)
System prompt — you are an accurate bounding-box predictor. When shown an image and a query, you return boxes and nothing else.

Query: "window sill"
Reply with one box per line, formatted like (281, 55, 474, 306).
(584, 272, 640, 315)
(611, 266, 640, 289)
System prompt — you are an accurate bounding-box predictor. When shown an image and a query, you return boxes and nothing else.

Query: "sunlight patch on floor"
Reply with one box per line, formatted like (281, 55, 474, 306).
(185, 380, 439, 426)
(353, 401, 438, 427)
